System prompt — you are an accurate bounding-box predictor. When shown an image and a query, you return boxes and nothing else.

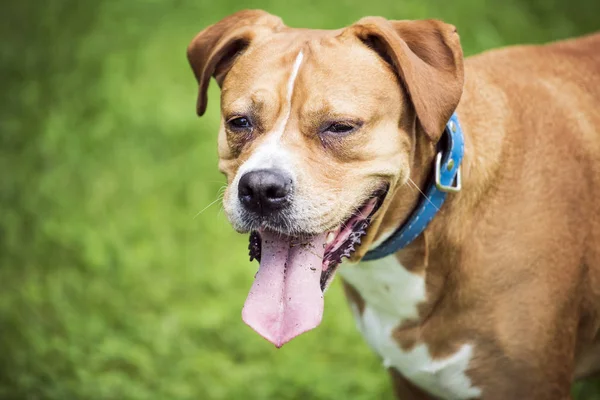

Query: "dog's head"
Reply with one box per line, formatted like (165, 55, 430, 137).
(188, 10, 464, 347)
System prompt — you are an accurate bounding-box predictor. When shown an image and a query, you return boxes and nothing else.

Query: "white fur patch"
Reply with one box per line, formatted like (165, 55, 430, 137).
(340, 256, 481, 399)
(226, 51, 304, 220)
(235, 51, 304, 175)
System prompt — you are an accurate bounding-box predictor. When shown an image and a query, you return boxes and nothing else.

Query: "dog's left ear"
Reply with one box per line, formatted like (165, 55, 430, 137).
(345, 18, 464, 142)
(187, 10, 285, 116)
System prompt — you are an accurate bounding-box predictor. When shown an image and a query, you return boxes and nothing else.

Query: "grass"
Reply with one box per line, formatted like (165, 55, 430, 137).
(1, 0, 599, 398)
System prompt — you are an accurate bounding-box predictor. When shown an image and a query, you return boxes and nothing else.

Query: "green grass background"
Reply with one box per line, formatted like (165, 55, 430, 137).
(1, 0, 599, 399)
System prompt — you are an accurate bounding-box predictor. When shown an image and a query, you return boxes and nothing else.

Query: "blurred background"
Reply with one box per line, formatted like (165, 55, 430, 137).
(1, 0, 599, 399)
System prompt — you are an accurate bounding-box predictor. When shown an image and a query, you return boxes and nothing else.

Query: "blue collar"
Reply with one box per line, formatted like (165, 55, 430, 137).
(362, 113, 465, 261)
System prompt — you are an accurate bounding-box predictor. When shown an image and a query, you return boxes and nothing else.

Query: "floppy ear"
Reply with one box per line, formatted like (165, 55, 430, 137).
(346, 18, 464, 142)
(187, 10, 285, 116)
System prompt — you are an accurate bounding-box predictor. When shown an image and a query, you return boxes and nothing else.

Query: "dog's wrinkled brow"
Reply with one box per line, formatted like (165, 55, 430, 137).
(222, 89, 278, 119)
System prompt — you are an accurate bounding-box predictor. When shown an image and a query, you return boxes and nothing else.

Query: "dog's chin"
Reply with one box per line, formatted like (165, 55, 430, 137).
(231, 214, 294, 235)
(247, 185, 388, 292)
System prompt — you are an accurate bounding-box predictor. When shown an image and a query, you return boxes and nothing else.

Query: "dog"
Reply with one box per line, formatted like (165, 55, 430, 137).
(187, 10, 600, 399)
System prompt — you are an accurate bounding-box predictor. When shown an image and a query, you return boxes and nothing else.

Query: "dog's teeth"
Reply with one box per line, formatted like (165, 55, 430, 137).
(326, 231, 336, 244)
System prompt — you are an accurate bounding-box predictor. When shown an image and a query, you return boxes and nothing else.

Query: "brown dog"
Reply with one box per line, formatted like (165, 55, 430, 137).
(187, 10, 600, 399)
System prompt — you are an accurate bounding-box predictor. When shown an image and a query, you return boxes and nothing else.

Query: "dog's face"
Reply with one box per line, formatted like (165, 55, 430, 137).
(188, 10, 463, 347)
(219, 32, 408, 237)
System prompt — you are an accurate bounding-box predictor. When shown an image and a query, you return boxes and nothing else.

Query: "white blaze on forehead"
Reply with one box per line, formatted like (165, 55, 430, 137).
(233, 51, 304, 180)
(226, 51, 305, 218)
(341, 256, 482, 400)
(275, 50, 304, 139)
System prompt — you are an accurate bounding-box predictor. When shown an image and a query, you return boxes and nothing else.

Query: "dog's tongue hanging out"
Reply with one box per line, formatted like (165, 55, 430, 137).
(242, 231, 327, 347)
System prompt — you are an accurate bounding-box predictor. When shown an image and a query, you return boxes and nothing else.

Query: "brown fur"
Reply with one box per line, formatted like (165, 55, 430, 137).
(188, 10, 600, 399)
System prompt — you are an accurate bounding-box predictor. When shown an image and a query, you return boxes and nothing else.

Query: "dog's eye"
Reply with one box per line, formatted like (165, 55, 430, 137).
(324, 122, 357, 135)
(227, 116, 252, 130)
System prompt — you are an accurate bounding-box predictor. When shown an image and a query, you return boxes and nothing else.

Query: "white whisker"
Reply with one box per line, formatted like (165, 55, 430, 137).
(193, 195, 224, 219)
(407, 178, 440, 212)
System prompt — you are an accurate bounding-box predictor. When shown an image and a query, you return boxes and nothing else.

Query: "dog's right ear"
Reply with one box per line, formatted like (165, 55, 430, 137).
(187, 10, 284, 116)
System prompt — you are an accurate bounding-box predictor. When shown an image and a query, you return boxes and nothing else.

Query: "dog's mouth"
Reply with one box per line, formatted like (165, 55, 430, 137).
(242, 187, 387, 347)
(248, 188, 386, 292)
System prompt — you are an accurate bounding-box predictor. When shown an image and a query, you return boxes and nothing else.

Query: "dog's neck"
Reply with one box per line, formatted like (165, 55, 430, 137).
(369, 71, 504, 286)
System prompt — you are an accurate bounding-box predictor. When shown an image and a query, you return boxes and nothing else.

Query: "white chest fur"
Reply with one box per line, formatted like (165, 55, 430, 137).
(339, 256, 481, 400)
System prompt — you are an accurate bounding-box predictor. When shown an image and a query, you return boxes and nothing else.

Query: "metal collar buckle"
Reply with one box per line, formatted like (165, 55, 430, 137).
(434, 152, 462, 193)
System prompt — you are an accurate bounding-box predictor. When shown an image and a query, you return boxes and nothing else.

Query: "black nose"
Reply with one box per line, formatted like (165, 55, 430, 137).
(238, 169, 292, 214)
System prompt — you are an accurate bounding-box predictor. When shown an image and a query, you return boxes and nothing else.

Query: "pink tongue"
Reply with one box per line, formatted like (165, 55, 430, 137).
(242, 231, 327, 347)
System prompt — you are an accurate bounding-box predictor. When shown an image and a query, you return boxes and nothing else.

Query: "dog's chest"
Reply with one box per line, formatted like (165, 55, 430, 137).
(339, 256, 481, 400)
